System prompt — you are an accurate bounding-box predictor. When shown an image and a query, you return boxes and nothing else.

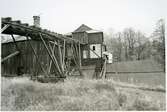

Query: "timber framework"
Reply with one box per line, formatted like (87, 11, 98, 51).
(1, 17, 107, 81)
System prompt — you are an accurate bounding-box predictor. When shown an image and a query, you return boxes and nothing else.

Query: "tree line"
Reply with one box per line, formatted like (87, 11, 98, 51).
(104, 19, 165, 71)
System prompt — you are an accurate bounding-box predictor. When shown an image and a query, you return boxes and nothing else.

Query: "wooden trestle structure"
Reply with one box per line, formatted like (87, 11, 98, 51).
(1, 17, 84, 81)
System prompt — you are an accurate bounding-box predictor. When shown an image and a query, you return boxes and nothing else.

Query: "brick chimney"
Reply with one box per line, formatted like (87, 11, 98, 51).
(33, 16, 40, 27)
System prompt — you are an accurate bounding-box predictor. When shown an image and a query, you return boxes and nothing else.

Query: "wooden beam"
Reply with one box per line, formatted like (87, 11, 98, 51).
(62, 40, 66, 70)
(101, 44, 103, 70)
(1, 51, 20, 63)
(1, 24, 10, 33)
(58, 40, 64, 72)
(78, 43, 81, 67)
(75, 43, 79, 58)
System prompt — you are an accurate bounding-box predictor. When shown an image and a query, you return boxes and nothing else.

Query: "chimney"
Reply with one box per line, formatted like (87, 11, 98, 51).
(33, 16, 40, 27)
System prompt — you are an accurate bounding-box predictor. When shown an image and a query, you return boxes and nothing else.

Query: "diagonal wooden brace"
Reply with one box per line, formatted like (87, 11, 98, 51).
(48, 42, 62, 74)
(1, 51, 20, 63)
(39, 33, 64, 77)
(1, 24, 10, 33)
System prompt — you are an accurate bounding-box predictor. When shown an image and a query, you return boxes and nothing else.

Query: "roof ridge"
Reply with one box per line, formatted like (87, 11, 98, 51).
(73, 24, 92, 32)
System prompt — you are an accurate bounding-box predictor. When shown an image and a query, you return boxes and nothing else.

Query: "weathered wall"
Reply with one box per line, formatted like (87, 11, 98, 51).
(89, 44, 102, 58)
(72, 32, 88, 44)
(1, 40, 61, 76)
(88, 32, 103, 44)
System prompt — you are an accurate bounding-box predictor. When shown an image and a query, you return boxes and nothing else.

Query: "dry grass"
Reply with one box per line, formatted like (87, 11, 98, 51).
(1, 77, 166, 111)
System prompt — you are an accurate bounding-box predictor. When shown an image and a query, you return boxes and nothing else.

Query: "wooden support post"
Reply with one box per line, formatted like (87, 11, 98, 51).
(75, 43, 79, 58)
(58, 40, 64, 72)
(78, 43, 81, 67)
(101, 44, 103, 70)
(103, 59, 107, 78)
(100, 58, 107, 79)
(26, 36, 47, 76)
(74, 43, 80, 67)
(1, 51, 20, 63)
(62, 40, 66, 70)
(39, 33, 64, 77)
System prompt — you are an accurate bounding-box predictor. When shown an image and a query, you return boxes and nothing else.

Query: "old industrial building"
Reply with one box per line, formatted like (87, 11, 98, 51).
(1, 17, 164, 85)
(1, 17, 107, 78)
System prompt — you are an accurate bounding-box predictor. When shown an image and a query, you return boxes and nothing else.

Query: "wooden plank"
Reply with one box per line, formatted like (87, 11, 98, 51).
(1, 51, 20, 63)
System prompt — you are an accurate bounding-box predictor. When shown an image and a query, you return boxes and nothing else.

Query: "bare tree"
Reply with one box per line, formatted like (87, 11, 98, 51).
(135, 31, 149, 60)
(104, 27, 154, 62)
(153, 19, 165, 71)
(123, 28, 136, 60)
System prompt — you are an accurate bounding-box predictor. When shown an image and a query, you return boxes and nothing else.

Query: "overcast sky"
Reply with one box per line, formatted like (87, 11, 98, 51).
(0, 0, 166, 36)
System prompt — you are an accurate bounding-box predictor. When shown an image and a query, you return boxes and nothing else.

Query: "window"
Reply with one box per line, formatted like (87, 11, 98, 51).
(93, 46, 96, 51)
(83, 50, 88, 59)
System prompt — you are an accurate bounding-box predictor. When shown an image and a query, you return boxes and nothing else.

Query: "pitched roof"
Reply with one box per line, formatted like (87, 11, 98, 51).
(73, 24, 92, 32)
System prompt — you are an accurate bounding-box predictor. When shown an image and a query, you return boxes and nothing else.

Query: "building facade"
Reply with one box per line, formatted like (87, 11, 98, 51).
(70, 24, 106, 66)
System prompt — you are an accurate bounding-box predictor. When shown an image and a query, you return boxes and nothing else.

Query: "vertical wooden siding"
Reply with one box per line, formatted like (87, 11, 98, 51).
(1, 40, 61, 75)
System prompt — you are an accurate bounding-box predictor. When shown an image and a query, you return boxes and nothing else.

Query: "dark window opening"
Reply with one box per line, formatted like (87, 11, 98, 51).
(93, 46, 96, 51)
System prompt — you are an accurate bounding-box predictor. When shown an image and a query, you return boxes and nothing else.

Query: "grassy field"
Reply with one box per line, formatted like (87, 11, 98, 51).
(1, 77, 166, 111)
(106, 72, 165, 86)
